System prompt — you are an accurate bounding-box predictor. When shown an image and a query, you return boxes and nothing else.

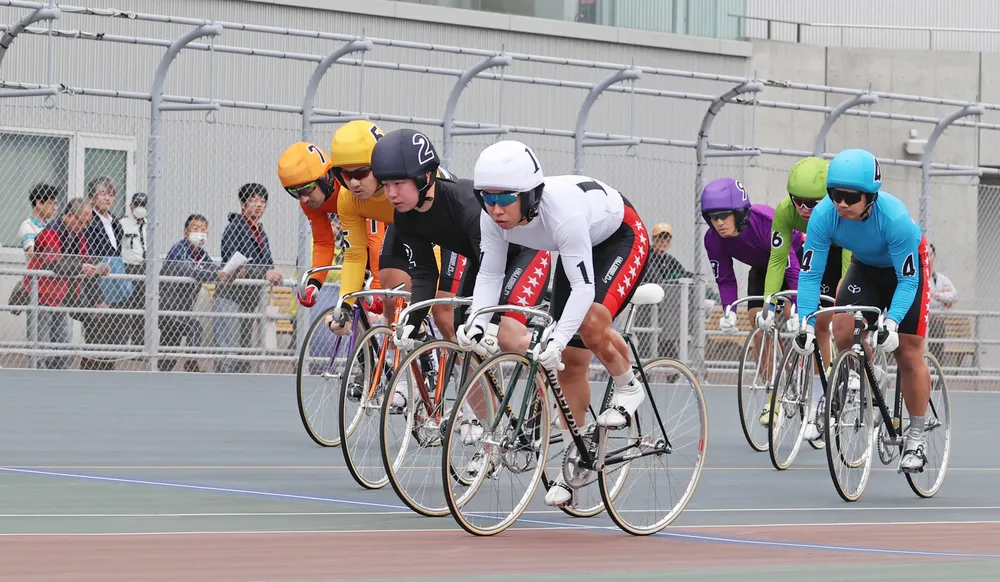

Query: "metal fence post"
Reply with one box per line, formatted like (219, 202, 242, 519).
(812, 93, 879, 157)
(298, 38, 373, 353)
(146, 23, 223, 371)
(693, 80, 762, 381)
(0, 2, 59, 100)
(920, 104, 984, 236)
(573, 68, 642, 175)
(441, 54, 513, 169)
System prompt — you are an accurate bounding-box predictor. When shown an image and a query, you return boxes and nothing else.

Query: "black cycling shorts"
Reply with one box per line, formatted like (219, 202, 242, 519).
(835, 238, 931, 337)
(795, 244, 846, 301)
(551, 198, 650, 349)
(378, 224, 467, 293)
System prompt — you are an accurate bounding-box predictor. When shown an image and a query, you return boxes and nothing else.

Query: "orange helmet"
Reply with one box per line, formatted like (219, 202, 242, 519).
(277, 142, 335, 199)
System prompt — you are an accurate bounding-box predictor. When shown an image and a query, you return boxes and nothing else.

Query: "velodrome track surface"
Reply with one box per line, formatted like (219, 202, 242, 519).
(2, 368, 999, 581)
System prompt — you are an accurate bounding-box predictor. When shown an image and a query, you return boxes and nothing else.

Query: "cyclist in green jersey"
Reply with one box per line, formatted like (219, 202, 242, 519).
(757, 157, 852, 437)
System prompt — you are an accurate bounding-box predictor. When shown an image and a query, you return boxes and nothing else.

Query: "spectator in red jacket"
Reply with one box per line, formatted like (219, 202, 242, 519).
(27, 198, 109, 368)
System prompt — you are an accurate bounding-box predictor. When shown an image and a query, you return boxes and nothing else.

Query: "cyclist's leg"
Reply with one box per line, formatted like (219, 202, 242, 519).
(378, 224, 413, 325)
(496, 248, 551, 354)
(896, 240, 933, 471)
(574, 201, 650, 429)
(432, 249, 466, 341)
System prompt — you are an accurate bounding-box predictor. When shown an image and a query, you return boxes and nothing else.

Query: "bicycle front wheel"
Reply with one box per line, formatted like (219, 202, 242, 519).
(296, 306, 364, 447)
(442, 352, 549, 537)
(381, 339, 472, 517)
(825, 349, 875, 502)
(600, 358, 708, 536)
(906, 351, 952, 498)
(737, 327, 778, 452)
(768, 347, 813, 471)
(339, 325, 396, 490)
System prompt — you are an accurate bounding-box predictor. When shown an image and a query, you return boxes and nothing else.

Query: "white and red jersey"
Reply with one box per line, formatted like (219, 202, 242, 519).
(470, 175, 627, 348)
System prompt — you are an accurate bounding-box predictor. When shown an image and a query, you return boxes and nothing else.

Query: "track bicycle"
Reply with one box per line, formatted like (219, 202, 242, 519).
(295, 266, 373, 447)
(378, 295, 484, 517)
(727, 292, 798, 452)
(336, 284, 416, 490)
(441, 283, 708, 536)
(811, 305, 951, 502)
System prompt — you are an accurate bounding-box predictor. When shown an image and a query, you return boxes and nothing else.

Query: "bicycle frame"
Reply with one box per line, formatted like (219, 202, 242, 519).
(809, 304, 902, 441)
(397, 296, 476, 423)
(338, 285, 413, 403)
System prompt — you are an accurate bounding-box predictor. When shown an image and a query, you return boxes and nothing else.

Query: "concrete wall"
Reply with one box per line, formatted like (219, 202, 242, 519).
(745, 39, 989, 312)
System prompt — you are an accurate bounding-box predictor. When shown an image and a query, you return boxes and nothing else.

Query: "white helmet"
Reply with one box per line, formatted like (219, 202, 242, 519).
(473, 140, 544, 192)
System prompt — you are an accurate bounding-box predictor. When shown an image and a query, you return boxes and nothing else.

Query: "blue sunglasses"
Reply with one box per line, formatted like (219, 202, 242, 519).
(477, 189, 520, 207)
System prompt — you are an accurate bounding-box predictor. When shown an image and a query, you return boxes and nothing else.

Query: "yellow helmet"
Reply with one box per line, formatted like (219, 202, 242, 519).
(277, 142, 335, 199)
(330, 120, 384, 168)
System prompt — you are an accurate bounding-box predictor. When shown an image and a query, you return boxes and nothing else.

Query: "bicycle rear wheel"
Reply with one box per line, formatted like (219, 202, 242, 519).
(296, 306, 364, 447)
(905, 352, 951, 498)
(768, 347, 812, 471)
(442, 352, 549, 536)
(600, 358, 708, 536)
(381, 339, 470, 517)
(825, 349, 875, 502)
(339, 325, 396, 490)
(737, 327, 778, 452)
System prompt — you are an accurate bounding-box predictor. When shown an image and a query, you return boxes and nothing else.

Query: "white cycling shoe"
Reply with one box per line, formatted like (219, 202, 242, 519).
(544, 471, 574, 507)
(596, 378, 645, 429)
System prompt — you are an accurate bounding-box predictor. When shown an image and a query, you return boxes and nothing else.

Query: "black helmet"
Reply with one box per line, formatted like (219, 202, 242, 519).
(371, 129, 441, 206)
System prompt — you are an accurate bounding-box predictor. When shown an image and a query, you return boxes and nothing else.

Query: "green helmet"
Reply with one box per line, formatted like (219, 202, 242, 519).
(787, 156, 829, 200)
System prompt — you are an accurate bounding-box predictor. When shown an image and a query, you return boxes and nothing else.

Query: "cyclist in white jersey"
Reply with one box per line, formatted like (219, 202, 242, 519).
(460, 140, 651, 507)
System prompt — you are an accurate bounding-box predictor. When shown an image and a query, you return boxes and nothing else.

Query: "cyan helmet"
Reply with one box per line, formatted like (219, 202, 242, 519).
(827, 148, 882, 195)
(701, 177, 751, 232)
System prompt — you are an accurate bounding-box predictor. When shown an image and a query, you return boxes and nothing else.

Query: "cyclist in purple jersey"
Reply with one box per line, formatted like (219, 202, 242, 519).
(701, 178, 803, 333)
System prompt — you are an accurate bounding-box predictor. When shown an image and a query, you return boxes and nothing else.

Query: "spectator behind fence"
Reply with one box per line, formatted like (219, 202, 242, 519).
(927, 242, 958, 362)
(81, 176, 134, 370)
(26, 198, 109, 369)
(213, 183, 284, 373)
(9, 184, 60, 313)
(639, 223, 700, 360)
(19, 183, 59, 258)
(159, 214, 228, 373)
(119, 192, 149, 348)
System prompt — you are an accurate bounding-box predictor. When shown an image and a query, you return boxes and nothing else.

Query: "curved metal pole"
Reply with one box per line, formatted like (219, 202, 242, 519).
(0, 3, 59, 69)
(812, 93, 879, 157)
(145, 23, 223, 371)
(301, 39, 374, 141)
(692, 80, 762, 380)
(441, 54, 513, 168)
(0, 3, 60, 99)
(920, 104, 984, 236)
(573, 67, 643, 175)
(295, 38, 373, 351)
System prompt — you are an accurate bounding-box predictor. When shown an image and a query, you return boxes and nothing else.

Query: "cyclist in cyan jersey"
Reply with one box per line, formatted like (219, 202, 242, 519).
(370, 129, 550, 358)
(702, 177, 803, 333)
(793, 148, 931, 473)
(465, 140, 650, 508)
(759, 157, 852, 438)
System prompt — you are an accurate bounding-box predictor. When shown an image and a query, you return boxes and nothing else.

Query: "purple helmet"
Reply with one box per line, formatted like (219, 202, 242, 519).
(701, 178, 751, 232)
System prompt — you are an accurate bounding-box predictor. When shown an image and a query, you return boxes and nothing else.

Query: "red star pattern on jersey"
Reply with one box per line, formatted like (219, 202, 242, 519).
(601, 205, 650, 315)
(916, 237, 931, 338)
(500, 250, 552, 324)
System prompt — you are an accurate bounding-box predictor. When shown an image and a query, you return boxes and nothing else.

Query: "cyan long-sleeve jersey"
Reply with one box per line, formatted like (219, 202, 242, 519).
(797, 191, 923, 325)
(704, 204, 802, 311)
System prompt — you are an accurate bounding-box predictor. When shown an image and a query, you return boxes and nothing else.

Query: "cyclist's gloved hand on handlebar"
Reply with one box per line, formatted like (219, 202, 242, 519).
(792, 322, 816, 355)
(532, 338, 565, 372)
(296, 278, 323, 308)
(325, 305, 352, 337)
(392, 323, 420, 353)
(362, 295, 384, 315)
(719, 311, 738, 335)
(456, 322, 500, 358)
(784, 311, 800, 333)
(755, 306, 775, 332)
(877, 318, 900, 353)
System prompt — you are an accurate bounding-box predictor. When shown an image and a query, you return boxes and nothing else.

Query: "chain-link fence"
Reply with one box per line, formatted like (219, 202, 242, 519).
(3, 1, 1000, 387)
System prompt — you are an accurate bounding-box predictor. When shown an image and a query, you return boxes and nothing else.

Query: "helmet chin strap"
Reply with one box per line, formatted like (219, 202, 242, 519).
(860, 192, 878, 221)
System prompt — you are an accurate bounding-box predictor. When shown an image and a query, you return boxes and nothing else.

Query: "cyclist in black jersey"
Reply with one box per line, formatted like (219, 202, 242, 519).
(370, 129, 550, 356)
